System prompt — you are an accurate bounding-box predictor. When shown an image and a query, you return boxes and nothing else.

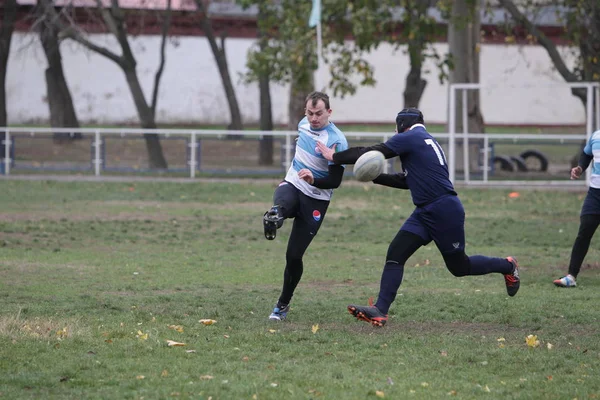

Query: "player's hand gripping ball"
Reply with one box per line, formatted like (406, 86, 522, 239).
(353, 151, 385, 182)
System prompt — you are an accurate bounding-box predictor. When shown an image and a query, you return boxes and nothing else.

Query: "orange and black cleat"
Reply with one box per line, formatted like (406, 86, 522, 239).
(504, 256, 520, 297)
(348, 300, 388, 327)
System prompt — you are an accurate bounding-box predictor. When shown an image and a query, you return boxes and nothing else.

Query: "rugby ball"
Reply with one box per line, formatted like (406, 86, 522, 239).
(353, 151, 385, 182)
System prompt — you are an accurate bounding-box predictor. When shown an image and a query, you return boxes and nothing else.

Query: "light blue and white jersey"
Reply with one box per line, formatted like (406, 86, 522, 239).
(284, 117, 349, 201)
(583, 130, 600, 188)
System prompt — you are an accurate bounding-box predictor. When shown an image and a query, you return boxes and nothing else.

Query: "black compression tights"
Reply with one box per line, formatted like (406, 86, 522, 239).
(568, 214, 600, 277)
(277, 218, 317, 306)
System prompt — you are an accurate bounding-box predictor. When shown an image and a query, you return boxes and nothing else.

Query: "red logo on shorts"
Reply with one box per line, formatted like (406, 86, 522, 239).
(313, 210, 321, 221)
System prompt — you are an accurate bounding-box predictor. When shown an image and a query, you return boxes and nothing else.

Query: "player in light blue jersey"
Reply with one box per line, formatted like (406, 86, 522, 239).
(554, 130, 600, 288)
(263, 91, 348, 321)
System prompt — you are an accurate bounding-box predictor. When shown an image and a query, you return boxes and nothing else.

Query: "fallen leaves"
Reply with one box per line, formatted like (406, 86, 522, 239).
(199, 319, 217, 325)
(136, 330, 148, 341)
(56, 327, 68, 339)
(526, 334, 540, 348)
(312, 324, 319, 334)
(168, 324, 184, 333)
(166, 340, 186, 347)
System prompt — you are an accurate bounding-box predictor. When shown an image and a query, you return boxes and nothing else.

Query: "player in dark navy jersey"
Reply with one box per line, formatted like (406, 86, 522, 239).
(317, 108, 520, 327)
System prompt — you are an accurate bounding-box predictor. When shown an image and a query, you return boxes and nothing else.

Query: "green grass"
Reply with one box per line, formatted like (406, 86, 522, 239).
(1, 180, 599, 399)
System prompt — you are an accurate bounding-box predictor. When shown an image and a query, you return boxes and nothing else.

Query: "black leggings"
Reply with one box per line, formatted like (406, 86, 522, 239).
(273, 183, 329, 306)
(568, 214, 600, 277)
(387, 230, 472, 276)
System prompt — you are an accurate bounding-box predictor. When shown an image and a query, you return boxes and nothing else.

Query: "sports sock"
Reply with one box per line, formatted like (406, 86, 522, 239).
(375, 261, 404, 314)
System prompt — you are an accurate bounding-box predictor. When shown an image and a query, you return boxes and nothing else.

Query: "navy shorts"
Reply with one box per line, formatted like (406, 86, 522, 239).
(401, 195, 466, 255)
(581, 187, 600, 216)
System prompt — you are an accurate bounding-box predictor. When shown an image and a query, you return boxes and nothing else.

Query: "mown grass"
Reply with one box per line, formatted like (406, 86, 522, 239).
(0, 179, 599, 399)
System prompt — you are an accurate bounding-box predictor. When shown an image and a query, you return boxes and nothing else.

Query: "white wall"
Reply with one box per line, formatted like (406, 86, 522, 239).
(6, 32, 586, 126)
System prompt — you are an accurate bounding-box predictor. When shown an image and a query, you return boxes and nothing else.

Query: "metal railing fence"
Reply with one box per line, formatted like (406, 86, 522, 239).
(0, 127, 590, 187)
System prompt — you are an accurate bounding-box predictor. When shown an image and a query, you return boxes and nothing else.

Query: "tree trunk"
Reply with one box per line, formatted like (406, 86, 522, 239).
(257, 9, 274, 166)
(196, 0, 243, 131)
(0, 0, 17, 128)
(402, 1, 428, 109)
(287, 73, 313, 131)
(448, 0, 485, 174)
(123, 67, 168, 169)
(39, 15, 81, 141)
(258, 73, 274, 166)
(403, 56, 427, 108)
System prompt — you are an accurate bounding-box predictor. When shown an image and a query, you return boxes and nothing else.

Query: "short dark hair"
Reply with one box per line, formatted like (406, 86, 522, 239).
(396, 108, 424, 132)
(305, 91, 330, 110)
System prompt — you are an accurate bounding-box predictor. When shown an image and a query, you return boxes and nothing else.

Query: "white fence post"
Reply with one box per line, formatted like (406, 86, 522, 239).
(462, 89, 470, 183)
(3, 130, 11, 175)
(93, 131, 102, 176)
(482, 135, 489, 183)
(284, 132, 292, 170)
(448, 86, 456, 183)
(189, 132, 197, 178)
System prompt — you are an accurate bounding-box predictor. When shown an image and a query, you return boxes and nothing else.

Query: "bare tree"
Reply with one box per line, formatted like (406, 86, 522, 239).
(36, 0, 80, 141)
(194, 0, 243, 131)
(497, 0, 600, 107)
(497, 0, 600, 165)
(44, 0, 172, 168)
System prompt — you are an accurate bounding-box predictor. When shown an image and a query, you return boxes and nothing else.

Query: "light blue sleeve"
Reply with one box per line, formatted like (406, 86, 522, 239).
(326, 126, 348, 166)
(584, 130, 600, 155)
(584, 138, 593, 156)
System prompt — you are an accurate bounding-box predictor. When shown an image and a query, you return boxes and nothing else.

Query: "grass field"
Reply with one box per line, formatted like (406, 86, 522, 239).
(1, 179, 600, 399)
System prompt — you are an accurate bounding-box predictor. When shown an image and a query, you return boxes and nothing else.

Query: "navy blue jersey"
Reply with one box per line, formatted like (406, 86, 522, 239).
(384, 124, 456, 206)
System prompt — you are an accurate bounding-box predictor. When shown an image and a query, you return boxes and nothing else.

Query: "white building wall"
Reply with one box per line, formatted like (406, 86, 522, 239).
(6, 32, 585, 126)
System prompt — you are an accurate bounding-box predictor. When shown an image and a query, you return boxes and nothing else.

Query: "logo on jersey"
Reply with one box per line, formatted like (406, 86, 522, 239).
(452, 242, 460, 249)
(312, 210, 321, 221)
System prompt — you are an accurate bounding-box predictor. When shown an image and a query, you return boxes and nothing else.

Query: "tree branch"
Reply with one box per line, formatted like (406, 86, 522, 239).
(61, 26, 122, 65)
(151, 0, 172, 115)
(497, 0, 578, 82)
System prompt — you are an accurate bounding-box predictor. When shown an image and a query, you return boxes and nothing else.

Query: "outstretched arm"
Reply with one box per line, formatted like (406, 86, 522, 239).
(317, 142, 396, 164)
(372, 173, 409, 190)
(298, 164, 345, 189)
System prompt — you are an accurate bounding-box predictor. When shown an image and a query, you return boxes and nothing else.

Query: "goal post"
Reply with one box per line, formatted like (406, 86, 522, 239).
(447, 82, 600, 185)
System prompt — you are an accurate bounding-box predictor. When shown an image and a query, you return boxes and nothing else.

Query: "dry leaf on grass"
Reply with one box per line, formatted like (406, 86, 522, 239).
(168, 325, 184, 333)
(199, 319, 217, 325)
(136, 330, 148, 340)
(375, 390, 385, 398)
(312, 324, 319, 334)
(526, 334, 540, 348)
(166, 340, 186, 347)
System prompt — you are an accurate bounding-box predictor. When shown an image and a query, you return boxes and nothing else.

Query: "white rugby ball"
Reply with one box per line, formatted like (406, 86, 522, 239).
(353, 151, 385, 182)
